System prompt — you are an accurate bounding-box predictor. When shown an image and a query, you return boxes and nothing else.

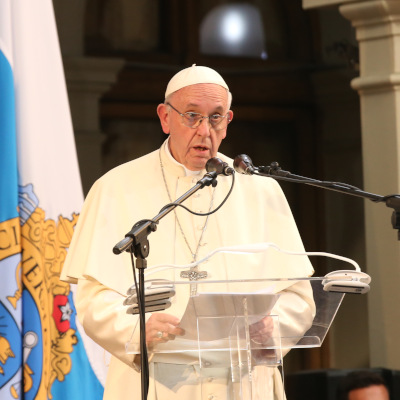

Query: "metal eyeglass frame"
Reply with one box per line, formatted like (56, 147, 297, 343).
(166, 102, 231, 131)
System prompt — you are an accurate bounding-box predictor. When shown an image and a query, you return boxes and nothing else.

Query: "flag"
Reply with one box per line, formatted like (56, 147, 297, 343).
(0, 1, 106, 399)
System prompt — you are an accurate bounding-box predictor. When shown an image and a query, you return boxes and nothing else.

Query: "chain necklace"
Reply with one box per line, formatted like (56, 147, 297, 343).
(159, 148, 215, 264)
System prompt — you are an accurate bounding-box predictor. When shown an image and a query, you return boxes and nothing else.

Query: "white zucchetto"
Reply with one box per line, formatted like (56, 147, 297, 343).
(165, 64, 230, 99)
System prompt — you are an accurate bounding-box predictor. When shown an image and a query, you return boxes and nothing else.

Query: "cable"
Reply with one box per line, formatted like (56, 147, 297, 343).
(159, 173, 235, 217)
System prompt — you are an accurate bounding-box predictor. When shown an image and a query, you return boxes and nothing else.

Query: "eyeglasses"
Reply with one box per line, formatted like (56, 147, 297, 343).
(166, 102, 231, 131)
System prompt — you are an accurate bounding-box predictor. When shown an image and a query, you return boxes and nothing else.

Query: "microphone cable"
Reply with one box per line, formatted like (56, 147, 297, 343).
(159, 172, 235, 217)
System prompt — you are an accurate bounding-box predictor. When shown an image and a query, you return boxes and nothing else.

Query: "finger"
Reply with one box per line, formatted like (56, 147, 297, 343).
(250, 317, 274, 332)
(156, 334, 175, 344)
(146, 330, 166, 345)
(160, 333, 176, 342)
(147, 331, 176, 346)
(156, 321, 185, 336)
(169, 326, 185, 336)
(149, 323, 178, 339)
(146, 320, 171, 336)
(150, 313, 180, 326)
(249, 321, 264, 334)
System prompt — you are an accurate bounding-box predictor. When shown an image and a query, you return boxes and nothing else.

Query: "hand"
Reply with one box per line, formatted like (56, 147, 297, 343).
(249, 316, 278, 364)
(249, 316, 274, 345)
(146, 313, 185, 346)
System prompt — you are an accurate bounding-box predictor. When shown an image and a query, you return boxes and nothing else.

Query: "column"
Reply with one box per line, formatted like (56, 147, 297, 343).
(339, 0, 400, 369)
(63, 57, 124, 193)
(52, 0, 124, 193)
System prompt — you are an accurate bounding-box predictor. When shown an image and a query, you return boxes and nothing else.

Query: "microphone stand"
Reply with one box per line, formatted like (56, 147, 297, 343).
(255, 161, 400, 240)
(112, 171, 218, 400)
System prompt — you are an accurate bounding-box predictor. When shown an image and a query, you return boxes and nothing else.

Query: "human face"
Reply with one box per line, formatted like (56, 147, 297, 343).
(348, 385, 389, 400)
(157, 83, 233, 171)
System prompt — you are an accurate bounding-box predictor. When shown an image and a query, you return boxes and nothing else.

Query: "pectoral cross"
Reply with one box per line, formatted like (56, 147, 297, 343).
(180, 267, 208, 296)
(180, 269, 208, 281)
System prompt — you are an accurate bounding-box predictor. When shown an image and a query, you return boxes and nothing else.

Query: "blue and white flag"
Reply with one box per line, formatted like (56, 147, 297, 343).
(0, 1, 106, 399)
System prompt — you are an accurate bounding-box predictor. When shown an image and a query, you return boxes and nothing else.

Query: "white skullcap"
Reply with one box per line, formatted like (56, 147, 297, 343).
(165, 64, 230, 99)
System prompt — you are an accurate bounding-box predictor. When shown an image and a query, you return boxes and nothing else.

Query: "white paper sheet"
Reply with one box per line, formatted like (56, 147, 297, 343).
(179, 290, 280, 341)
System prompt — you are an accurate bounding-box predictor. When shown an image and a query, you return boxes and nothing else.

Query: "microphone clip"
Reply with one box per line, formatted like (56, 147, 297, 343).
(258, 162, 290, 177)
(198, 171, 218, 188)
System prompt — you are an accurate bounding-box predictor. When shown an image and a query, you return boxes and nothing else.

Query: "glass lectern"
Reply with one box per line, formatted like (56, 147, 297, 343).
(126, 243, 347, 400)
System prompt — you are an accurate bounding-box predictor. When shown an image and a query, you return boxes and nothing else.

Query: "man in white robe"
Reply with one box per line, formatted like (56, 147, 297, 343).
(61, 65, 315, 400)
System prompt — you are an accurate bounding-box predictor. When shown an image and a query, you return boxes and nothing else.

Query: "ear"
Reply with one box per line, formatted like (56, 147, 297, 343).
(157, 103, 170, 134)
(221, 110, 234, 139)
(228, 109, 234, 123)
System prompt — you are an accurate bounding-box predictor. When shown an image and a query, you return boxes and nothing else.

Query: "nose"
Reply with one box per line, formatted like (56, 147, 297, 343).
(196, 117, 212, 136)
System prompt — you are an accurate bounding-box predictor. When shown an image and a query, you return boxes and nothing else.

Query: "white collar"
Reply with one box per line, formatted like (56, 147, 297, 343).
(164, 137, 201, 177)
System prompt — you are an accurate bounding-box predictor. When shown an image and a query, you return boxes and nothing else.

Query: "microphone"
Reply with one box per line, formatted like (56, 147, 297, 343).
(206, 157, 234, 176)
(233, 154, 256, 175)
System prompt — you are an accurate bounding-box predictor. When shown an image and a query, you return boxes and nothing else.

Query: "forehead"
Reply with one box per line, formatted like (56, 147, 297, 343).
(349, 385, 389, 400)
(171, 83, 229, 109)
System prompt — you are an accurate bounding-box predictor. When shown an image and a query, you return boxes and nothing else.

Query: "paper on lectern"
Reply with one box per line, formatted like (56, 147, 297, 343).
(178, 289, 280, 341)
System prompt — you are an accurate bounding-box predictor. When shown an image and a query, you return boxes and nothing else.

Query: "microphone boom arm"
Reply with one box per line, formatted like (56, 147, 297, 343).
(113, 171, 218, 254)
(256, 162, 400, 239)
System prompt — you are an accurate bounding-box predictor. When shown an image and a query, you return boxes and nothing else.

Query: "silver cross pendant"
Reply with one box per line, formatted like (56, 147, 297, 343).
(180, 269, 208, 281)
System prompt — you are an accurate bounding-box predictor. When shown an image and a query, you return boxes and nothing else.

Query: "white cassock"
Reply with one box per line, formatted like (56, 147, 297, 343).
(61, 138, 315, 400)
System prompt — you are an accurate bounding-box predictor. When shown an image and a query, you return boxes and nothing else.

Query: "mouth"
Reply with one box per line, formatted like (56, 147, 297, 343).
(193, 145, 209, 152)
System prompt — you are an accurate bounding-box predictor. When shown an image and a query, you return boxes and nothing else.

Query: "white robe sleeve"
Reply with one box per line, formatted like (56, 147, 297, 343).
(75, 276, 141, 370)
(275, 280, 316, 356)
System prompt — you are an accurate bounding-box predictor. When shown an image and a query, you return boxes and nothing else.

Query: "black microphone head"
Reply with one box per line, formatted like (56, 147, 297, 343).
(233, 154, 255, 175)
(206, 157, 234, 176)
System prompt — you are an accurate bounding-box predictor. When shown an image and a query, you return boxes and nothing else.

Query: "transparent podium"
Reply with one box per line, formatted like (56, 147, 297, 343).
(125, 243, 349, 400)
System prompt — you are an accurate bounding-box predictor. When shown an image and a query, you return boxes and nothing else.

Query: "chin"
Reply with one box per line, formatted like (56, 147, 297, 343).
(188, 159, 208, 171)
(191, 165, 205, 172)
